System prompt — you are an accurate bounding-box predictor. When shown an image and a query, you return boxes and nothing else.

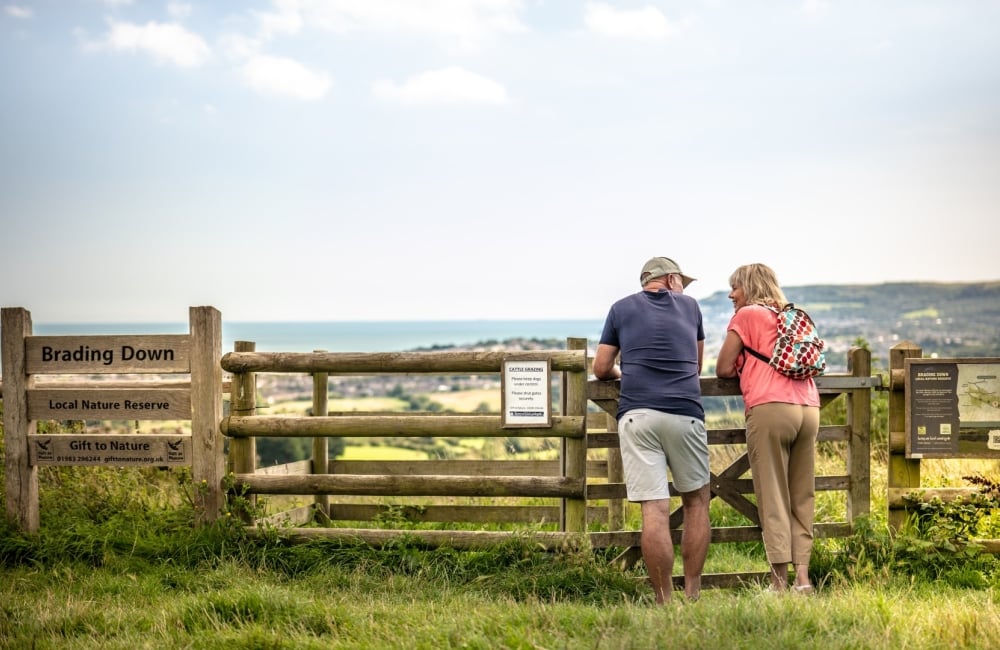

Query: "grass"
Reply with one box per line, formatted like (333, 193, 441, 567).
(337, 444, 428, 461)
(2, 545, 999, 649)
(4, 392, 1000, 648)
(2, 454, 999, 649)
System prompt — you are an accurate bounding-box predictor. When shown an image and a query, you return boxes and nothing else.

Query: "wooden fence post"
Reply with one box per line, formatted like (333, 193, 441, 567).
(846, 347, 872, 523)
(1, 307, 39, 533)
(888, 341, 922, 532)
(563, 337, 588, 533)
(189, 306, 223, 523)
(606, 414, 625, 530)
(312, 351, 330, 522)
(229, 341, 257, 523)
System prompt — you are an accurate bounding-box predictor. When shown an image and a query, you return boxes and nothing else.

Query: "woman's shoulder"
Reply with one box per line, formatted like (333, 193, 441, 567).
(734, 304, 775, 320)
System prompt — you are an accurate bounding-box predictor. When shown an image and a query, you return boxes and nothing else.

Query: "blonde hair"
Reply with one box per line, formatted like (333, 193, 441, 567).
(728, 263, 787, 309)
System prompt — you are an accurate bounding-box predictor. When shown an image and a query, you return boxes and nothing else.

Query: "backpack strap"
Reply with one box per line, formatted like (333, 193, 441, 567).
(742, 303, 781, 364)
(743, 345, 770, 364)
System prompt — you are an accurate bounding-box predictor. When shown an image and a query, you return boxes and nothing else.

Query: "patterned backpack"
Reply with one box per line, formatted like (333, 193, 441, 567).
(745, 303, 827, 379)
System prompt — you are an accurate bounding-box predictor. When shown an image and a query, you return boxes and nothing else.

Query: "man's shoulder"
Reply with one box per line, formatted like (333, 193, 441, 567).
(610, 291, 644, 308)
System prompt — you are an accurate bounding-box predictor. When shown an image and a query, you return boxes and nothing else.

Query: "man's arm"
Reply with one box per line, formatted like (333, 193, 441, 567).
(593, 343, 621, 380)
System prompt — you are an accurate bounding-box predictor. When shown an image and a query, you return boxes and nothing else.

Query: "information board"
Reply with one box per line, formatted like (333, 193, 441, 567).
(501, 357, 552, 428)
(906, 358, 1000, 458)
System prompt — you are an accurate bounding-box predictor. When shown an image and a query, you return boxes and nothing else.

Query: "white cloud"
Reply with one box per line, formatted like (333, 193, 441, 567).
(167, 2, 193, 20)
(584, 3, 679, 40)
(240, 54, 332, 101)
(275, 0, 526, 50)
(219, 33, 262, 61)
(4, 5, 33, 19)
(97, 20, 211, 67)
(801, 0, 831, 17)
(252, 2, 304, 40)
(373, 66, 509, 106)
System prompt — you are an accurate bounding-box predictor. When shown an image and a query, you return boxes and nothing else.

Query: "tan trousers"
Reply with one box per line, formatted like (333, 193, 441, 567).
(746, 402, 820, 566)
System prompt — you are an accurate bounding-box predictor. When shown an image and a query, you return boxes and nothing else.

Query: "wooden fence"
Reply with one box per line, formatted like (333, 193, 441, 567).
(1, 306, 225, 532)
(220, 340, 877, 589)
(1, 307, 881, 589)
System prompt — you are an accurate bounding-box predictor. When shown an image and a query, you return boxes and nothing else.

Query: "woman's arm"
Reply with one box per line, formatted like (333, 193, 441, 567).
(715, 330, 744, 378)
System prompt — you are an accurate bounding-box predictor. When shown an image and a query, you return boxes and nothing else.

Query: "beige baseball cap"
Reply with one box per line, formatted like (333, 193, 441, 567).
(640, 257, 696, 288)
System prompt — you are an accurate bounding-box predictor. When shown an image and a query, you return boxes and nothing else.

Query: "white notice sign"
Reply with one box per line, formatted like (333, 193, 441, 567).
(501, 358, 551, 428)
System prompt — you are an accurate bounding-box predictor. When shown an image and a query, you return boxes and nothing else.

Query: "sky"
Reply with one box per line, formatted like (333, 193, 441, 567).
(2, 1, 999, 324)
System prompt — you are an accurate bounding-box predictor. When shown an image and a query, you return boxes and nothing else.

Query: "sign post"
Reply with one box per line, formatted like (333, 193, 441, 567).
(1, 306, 223, 532)
(906, 358, 1000, 458)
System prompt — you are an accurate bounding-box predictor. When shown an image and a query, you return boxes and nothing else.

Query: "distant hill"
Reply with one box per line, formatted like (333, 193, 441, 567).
(698, 282, 1000, 372)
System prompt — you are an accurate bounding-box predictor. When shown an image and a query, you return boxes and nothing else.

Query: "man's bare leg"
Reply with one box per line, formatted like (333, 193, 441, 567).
(640, 499, 674, 604)
(680, 484, 711, 600)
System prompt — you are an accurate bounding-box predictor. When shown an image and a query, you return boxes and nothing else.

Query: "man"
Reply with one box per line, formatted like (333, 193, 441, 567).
(592, 256, 711, 604)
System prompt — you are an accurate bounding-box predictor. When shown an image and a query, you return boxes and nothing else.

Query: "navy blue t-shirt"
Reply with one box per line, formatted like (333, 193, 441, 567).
(599, 289, 705, 421)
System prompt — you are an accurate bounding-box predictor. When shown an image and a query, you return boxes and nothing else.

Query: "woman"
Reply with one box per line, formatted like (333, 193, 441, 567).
(715, 263, 820, 594)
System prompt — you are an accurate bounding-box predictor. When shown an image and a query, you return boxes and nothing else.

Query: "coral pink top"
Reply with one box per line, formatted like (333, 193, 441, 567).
(727, 304, 820, 413)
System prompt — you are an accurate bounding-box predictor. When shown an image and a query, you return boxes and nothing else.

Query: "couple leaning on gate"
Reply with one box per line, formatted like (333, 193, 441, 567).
(593, 257, 820, 604)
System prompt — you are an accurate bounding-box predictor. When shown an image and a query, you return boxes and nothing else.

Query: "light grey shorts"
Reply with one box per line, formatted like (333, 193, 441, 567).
(618, 408, 710, 502)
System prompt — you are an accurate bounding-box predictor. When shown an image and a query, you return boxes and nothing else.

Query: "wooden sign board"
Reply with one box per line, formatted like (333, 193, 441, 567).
(905, 357, 1000, 459)
(501, 356, 552, 428)
(28, 434, 192, 467)
(28, 388, 191, 420)
(25, 335, 190, 374)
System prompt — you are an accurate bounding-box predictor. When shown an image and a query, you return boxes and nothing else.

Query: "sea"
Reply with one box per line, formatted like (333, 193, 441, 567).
(29, 320, 607, 353)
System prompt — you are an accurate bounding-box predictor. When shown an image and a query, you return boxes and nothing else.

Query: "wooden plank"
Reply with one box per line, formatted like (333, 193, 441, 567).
(233, 473, 585, 498)
(326, 504, 563, 524)
(311, 358, 330, 517)
(189, 306, 223, 523)
(887, 486, 980, 508)
(25, 334, 190, 374)
(28, 387, 191, 420)
(221, 349, 586, 374)
(245, 526, 584, 550)
(1, 307, 39, 533)
(257, 460, 312, 475)
(588, 476, 846, 502)
(222, 414, 585, 438)
(563, 337, 589, 533)
(261, 505, 315, 527)
(586, 483, 626, 500)
(847, 348, 873, 521)
(28, 434, 191, 467)
(888, 342, 922, 530)
(248, 458, 610, 478)
(590, 522, 851, 548)
(328, 459, 562, 476)
(228, 341, 257, 522)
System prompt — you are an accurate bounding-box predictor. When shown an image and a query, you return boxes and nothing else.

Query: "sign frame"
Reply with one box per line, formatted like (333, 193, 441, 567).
(905, 357, 1000, 459)
(28, 434, 192, 467)
(501, 356, 552, 428)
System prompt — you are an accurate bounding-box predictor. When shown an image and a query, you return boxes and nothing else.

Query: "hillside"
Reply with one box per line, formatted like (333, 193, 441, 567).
(698, 281, 1000, 372)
